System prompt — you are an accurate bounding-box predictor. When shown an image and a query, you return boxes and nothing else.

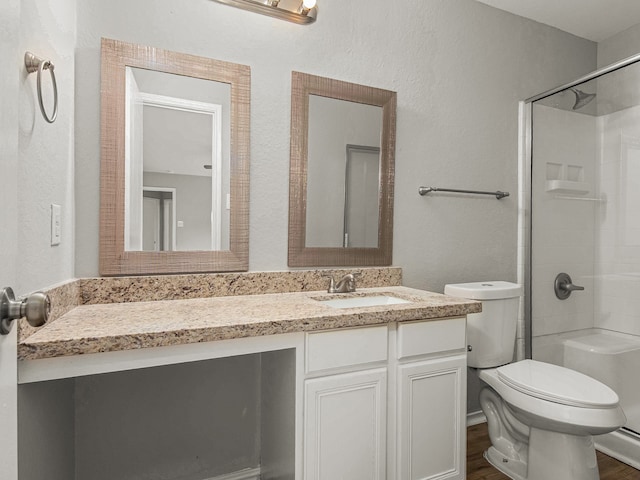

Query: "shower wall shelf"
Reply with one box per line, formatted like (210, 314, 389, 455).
(553, 195, 606, 203)
(545, 180, 590, 195)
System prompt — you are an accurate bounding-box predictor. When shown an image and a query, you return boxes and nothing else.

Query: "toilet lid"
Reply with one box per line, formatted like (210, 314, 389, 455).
(496, 360, 619, 408)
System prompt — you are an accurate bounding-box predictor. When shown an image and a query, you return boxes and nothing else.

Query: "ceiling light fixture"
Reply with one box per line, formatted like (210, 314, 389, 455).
(211, 0, 318, 25)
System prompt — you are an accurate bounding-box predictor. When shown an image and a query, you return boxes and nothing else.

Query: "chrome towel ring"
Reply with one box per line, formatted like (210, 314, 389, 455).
(24, 51, 58, 124)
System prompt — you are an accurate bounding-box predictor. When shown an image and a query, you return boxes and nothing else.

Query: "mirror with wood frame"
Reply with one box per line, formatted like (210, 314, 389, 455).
(100, 38, 250, 275)
(288, 71, 397, 267)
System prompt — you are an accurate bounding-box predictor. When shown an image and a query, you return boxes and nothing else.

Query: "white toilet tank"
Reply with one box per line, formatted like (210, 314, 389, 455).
(444, 281, 523, 368)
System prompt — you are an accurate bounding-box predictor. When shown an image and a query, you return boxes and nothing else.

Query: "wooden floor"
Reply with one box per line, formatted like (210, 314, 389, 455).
(467, 423, 640, 480)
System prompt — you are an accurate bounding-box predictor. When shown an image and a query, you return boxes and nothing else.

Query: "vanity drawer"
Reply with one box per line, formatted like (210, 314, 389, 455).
(397, 317, 466, 359)
(306, 326, 388, 374)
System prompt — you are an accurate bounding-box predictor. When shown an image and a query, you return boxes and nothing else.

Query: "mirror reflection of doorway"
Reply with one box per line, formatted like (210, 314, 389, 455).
(142, 187, 176, 251)
(344, 144, 380, 248)
(125, 66, 228, 253)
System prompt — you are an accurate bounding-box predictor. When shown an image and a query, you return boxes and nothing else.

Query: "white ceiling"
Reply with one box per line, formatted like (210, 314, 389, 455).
(475, 0, 640, 42)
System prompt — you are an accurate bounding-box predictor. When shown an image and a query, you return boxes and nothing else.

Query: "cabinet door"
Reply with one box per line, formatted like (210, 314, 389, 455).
(304, 368, 387, 480)
(397, 355, 466, 480)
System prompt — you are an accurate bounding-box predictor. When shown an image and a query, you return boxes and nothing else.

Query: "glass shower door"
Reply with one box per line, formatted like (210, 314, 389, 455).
(529, 60, 640, 440)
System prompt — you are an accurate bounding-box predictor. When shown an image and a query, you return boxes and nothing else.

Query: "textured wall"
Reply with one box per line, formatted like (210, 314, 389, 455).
(74, 357, 262, 480)
(598, 22, 640, 67)
(74, 0, 596, 289)
(3, 7, 75, 473)
(0, 0, 20, 291)
(18, 380, 75, 480)
(18, 0, 76, 293)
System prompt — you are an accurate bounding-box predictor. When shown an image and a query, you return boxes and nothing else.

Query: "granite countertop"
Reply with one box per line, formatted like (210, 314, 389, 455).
(18, 286, 480, 361)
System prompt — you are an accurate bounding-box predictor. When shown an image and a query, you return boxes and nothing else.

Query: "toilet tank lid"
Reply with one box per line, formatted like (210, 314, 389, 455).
(444, 281, 522, 300)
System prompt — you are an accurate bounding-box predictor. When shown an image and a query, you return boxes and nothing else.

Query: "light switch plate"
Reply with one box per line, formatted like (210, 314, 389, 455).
(51, 204, 61, 246)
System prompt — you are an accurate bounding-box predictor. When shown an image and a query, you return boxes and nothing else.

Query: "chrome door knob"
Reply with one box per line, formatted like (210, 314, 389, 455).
(23, 292, 50, 328)
(1, 287, 50, 334)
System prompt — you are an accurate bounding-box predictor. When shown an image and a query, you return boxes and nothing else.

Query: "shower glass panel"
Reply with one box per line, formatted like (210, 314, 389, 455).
(529, 58, 640, 446)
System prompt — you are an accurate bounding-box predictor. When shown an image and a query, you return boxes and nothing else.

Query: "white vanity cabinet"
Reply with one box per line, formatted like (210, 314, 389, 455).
(302, 318, 467, 480)
(396, 318, 467, 480)
(304, 368, 388, 480)
(303, 326, 389, 480)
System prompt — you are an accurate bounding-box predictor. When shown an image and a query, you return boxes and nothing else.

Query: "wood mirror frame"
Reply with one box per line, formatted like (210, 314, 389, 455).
(288, 71, 397, 267)
(99, 38, 250, 275)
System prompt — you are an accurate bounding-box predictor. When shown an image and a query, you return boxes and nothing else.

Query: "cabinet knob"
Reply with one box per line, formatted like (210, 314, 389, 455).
(1, 287, 51, 335)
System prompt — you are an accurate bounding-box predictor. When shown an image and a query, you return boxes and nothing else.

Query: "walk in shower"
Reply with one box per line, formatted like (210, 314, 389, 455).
(523, 54, 640, 469)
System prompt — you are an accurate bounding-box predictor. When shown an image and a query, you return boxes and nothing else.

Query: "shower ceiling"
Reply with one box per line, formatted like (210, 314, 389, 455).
(475, 0, 640, 42)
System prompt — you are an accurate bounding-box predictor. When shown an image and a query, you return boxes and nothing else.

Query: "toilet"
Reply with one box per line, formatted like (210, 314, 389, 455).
(444, 281, 626, 480)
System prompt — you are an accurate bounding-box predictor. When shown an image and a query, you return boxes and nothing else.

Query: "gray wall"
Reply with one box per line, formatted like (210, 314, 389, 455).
(19, 380, 75, 480)
(74, 0, 597, 291)
(0, 0, 20, 293)
(7, 0, 76, 294)
(598, 22, 640, 67)
(74, 357, 262, 480)
(19, 0, 77, 288)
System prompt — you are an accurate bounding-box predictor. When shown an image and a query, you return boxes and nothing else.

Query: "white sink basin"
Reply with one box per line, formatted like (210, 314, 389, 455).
(318, 295, 412, 309)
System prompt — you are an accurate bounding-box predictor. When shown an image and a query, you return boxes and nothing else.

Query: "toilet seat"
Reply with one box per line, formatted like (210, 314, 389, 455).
(480, 366, 626, 436)
(496, 360, 619, 408)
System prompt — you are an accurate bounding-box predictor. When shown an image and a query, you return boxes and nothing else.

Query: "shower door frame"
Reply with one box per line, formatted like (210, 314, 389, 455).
(521, 51, 640, 359)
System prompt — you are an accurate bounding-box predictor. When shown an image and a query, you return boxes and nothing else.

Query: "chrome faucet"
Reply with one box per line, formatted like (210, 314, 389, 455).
(322, 273, 360, 293)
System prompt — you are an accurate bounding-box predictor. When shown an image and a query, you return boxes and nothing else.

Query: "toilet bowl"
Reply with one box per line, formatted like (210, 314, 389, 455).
(479, 360, 625, 480)
(444, 282, 626, 480)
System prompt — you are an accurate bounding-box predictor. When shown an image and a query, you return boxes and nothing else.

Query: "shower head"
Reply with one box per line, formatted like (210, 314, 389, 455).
(571, 88, 596, 110)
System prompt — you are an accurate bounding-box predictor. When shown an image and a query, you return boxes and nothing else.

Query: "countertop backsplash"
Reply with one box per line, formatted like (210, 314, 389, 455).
(18, 267, 402, 341)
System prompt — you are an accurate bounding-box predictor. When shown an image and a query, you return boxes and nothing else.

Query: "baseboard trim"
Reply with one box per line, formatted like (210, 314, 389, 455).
(204, 467, 261, 480)
(466, 410, 486, 427)
(596, 429, 640, 470)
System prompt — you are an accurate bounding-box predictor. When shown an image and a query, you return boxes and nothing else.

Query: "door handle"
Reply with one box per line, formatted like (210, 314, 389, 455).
(1, 287, 50, 335)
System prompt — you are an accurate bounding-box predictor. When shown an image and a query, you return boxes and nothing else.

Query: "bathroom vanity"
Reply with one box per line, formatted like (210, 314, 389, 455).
(16, 279, 479, 480)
